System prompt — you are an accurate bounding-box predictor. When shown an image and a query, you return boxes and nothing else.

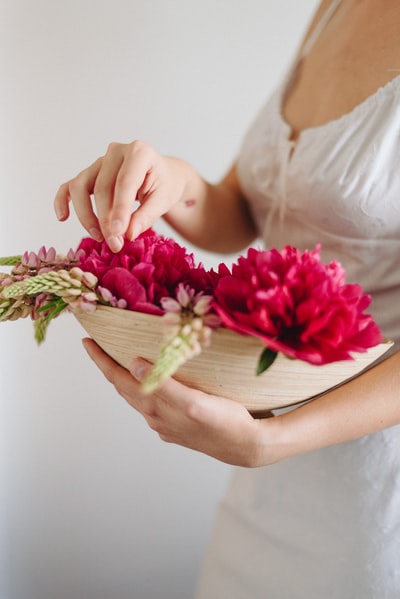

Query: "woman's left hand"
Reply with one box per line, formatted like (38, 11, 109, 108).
(82, 338, 271, 467)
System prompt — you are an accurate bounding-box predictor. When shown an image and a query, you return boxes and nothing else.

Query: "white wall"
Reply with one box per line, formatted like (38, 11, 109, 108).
(0, 1, 318, 598)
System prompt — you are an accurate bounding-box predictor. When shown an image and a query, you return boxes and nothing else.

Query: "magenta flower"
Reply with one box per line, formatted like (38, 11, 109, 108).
(213, 245, 383, 365)
(1, 234, 384, 386)
(76, 229, 222, 315)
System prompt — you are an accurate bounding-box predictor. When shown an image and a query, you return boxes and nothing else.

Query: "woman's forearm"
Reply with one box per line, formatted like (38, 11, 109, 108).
(163, 158, 258, 254)
(259, 351, 400, 465)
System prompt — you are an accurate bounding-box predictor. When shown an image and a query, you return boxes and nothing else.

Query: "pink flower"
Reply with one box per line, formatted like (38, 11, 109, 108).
(1, 234, 385, 377)
(101, 267, 162, 315)
(213, 245, 382, 365)
(76, 229, 222, 314)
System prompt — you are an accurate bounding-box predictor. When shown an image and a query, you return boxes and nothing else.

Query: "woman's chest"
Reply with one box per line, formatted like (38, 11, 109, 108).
(282, 1, 400, 141)
(237, 87, 400, 241)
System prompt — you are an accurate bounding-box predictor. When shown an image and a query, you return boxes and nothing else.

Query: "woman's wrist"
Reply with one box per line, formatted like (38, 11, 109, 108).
(254, 350, 400, 466)
(164, 160, 257, 253)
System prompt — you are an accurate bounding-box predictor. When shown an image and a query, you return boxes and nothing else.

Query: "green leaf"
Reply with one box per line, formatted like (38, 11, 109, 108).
(256, 347, 278, 375)
(38, 298, 68, 320)
(34, 298, 68, 344)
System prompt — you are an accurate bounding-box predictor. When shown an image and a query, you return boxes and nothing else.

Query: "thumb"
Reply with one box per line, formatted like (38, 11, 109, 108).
(125, 193, 172, 240)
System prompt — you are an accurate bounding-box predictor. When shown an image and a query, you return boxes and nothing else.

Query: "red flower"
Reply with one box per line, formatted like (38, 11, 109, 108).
(213, 245, 382, 365)
(76, 234, 382, 366)
(76, 229, 222, 314)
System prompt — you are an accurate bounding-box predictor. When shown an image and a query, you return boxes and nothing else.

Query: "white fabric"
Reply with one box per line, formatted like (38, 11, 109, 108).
(237, 74, 400, 346)
(194, 36, 400, 599)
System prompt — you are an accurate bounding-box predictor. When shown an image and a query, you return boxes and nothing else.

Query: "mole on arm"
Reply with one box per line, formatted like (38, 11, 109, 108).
(184, 199, 197, 207)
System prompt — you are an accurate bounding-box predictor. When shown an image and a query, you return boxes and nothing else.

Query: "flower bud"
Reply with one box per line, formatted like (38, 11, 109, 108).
(69, 267, 84, 281)
(81, 272, 98, 289)
(193, 295, 212, 316)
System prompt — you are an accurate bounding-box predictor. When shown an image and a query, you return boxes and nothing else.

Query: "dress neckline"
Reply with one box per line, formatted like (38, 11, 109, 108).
(279, 0, 400, 144)
(278, 66, 400, 146)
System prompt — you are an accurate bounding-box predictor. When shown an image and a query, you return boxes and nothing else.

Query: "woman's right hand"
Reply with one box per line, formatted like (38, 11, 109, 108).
(82, 338, 274, 467)
(54, 140, 193, 252)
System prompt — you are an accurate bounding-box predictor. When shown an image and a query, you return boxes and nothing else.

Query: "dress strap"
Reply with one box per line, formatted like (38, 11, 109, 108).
(299, 0, 342, 58)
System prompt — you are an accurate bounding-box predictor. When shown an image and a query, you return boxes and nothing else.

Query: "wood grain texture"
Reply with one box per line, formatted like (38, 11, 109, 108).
(74, 306, 393, 414)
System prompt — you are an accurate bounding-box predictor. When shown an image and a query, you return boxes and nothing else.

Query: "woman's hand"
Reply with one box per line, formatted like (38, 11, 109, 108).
(54, 141, 197, 253)
(82, 338, 274, 467)
(82, 339, 400, 466)
(54, 140, 257, 254)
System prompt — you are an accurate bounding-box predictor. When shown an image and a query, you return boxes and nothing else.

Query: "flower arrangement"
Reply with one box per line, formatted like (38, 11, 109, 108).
(0, 229, 383, 394)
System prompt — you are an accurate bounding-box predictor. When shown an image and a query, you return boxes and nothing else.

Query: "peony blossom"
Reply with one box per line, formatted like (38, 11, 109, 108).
(213, 245, 382, 365)
(76, 230, 222, 314)
(0, 234, 384, 386)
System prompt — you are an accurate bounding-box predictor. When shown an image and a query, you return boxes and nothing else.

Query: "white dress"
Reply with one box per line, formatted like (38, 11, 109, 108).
(195, 12, 400, 599)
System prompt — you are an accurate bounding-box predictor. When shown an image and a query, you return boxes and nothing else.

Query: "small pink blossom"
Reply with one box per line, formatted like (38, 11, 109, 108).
(38, 246, 56, 263)
(160, 297, 181, 313)
(161, 283, 220, 328)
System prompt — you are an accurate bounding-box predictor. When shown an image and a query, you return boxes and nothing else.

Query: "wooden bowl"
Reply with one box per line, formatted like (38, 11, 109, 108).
(74, 305, 393, 414)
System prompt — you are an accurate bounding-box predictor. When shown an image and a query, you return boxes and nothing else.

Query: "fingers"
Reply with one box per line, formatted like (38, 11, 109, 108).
(54, 141, 165, 252)
(111, 141, 157, 240)
(92, 143, 130, 251)
(53, 182, 71, 222)
(82, 339, 182, 415)
(54, 158, 105, 242)
(82, 338, 144, 409)
(126, 193, 167, 241)
(82, 337, 128, 384)
(81, 339, 265, 465)
(55, 140, 177, 252)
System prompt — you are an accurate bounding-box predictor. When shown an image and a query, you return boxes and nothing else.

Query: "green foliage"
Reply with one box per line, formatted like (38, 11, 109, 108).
(256, 347, 278, 375)
(0, 256, 22, 266)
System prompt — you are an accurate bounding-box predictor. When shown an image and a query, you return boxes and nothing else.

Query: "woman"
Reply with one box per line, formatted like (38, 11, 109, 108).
(54, 0, 400, 596)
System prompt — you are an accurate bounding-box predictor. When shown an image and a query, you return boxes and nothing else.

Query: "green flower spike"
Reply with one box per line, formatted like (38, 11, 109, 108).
(0, 256, 23, 267)
(141, 284, 218, 393)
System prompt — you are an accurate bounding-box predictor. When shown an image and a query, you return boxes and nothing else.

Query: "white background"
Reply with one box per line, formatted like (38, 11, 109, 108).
(1, 1, 317, 597)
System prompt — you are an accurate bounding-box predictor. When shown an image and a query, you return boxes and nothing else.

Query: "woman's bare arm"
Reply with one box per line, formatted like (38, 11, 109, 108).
(263, 350, 400, 464)
(82, 337, 400, 467)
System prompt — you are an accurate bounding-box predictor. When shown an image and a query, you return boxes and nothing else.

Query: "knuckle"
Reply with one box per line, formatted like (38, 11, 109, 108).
(92, 184, 104, 197)
(128, 139, 146, 153)
(67, 176, 83, 195)
(158, 433, 173, 444)
(93, 179, 110, 197)
(128, 139, 155, 161)
(146, 414, 162, 432)
(56, 181, 69, 196)
(97, 215, 110, 228)
(116, 169, 134, 190)
(143, 406, 159, 420)
(185, 399, 205, 424)
(102, 365, 116, 386)
(106, 141, 121, 154)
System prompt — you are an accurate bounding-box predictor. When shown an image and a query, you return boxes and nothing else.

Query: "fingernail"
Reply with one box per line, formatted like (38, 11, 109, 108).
(82, 338, 91, 354)
(130, 358, 148, 381)
(131, 223, 142, 239)
(107, 235, 123, 253)
(89, 227, 104, 242)
(110, 219, 123, 235)
(55, 207, 65, 221)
